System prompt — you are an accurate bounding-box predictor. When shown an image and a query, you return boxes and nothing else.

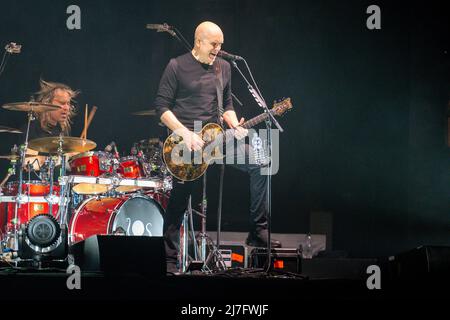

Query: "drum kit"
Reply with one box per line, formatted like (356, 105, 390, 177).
(0, 102, 172, 263)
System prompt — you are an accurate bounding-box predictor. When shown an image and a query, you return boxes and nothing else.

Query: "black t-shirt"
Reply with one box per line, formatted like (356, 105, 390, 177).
(19, 120, 64, 144)
(154, 52, 234, 131)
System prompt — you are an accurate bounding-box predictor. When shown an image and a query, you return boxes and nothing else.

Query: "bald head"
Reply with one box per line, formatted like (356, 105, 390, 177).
(194, 21, 223, 42)
(192, 21, 224, 65)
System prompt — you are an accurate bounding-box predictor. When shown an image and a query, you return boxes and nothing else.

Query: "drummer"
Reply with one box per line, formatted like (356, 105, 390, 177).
(19, 79, 79, 171)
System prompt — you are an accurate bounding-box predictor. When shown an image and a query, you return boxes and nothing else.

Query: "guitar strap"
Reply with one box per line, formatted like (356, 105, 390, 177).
(214, 60, 224, 128)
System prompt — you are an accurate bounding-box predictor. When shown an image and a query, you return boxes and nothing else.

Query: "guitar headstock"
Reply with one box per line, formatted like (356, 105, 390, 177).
(271, 97, 293, 116)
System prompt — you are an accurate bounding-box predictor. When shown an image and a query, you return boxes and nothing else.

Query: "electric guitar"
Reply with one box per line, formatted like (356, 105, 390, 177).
(162, 97, 293, 181)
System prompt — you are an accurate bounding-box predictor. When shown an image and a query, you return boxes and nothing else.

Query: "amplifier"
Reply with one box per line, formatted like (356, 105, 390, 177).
(249, 248, 301, 273)
(208, 242, 248, 268)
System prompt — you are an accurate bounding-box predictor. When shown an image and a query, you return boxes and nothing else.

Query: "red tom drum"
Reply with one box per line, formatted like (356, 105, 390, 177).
(68, 151, 112, 195)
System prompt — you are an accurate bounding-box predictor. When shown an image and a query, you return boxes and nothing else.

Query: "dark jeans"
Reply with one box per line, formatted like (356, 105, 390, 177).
(163, 143, 268, 262)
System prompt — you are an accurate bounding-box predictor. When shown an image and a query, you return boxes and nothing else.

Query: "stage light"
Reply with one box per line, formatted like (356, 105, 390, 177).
(18, 214, 68, 261)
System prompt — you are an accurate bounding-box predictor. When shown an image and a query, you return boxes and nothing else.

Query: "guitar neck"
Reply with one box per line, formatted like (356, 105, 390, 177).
(241, 111, 272, 129)
(223, 111, 272, 142)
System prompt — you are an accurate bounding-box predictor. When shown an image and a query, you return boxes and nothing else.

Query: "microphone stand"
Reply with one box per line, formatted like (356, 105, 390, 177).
(230, 59, 283, 273)
(154, 24, 235, 272)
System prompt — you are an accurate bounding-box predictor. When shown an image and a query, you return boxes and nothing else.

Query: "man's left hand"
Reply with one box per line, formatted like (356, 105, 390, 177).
(233, 117, 248, 140)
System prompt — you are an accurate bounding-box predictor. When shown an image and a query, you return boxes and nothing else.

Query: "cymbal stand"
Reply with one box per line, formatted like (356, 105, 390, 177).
(197, 172, 226, 272)
(54, 135, 69, 225)
(179, 173, 226, 273)
(11, 110, 35, 249)
(179, 196, 199, 272)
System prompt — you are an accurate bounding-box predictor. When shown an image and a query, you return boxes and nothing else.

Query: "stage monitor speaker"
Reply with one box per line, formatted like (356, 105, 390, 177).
(70, 235, 166, 277)
(389, 245, 450, 279)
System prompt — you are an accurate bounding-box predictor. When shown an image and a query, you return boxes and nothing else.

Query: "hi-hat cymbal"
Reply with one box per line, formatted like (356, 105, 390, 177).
(0, 125, 22, 134)
(2, 102, 61, 113)
(131, 109, 157, 116)
(28, 136, 96, 154)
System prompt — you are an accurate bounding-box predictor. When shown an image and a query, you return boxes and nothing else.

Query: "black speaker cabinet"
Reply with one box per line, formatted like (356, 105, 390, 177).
(70, 235, 166, 277)
(389, 245, 450, 279)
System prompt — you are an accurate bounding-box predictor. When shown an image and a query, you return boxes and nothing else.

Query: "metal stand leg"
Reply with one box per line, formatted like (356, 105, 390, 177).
(180, 171, 226, 273)
(201, 167, 227, 272)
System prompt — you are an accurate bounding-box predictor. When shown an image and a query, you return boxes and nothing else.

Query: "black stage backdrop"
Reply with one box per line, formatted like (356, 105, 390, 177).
(0, 0, 449, 258)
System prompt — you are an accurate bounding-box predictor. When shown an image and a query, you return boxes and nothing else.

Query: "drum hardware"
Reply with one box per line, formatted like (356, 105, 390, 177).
(59, 175, 163, 190)
(180, 172, 226, 273)
(1, 105, 72, 261)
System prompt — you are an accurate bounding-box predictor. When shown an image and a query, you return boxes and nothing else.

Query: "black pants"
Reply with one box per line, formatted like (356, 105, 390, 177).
(163, 143, 268, 263)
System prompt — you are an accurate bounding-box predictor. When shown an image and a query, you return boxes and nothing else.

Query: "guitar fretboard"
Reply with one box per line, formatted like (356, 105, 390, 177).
(222, 110, 273, 142)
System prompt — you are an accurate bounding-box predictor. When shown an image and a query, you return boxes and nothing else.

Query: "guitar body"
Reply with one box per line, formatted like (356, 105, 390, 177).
(163, 123, 224, 181)
(162, 98, 292, 182)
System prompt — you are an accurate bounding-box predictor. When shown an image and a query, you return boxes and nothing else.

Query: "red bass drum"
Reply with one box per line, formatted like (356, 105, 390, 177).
(68, 193, 166, 245)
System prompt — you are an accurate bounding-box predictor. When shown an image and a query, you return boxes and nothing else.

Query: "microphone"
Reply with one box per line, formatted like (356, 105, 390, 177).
(146, 23, 176, 36)
(5, 42, 21, 54)
(217, 50, 243, 61)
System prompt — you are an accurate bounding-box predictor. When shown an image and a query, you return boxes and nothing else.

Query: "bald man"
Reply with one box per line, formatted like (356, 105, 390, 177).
(154, 21, 281, 274)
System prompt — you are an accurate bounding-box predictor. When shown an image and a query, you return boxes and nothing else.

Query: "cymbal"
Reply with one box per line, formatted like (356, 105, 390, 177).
(131, 109, 157, 116)
(2, 102, 61, 113)
(0, 125, 22, 134)
(28, 136, 96, 154)
(0, 153, 37, 160)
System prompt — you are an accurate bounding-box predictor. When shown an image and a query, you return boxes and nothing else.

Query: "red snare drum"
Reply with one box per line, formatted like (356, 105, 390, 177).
(69, 194, 164, 245)
(116, 156, 144, 193)
(69, 151, 112, 195)
(0, 181, 60, 235)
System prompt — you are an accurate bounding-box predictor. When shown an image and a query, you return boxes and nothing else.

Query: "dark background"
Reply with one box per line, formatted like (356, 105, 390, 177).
(0, 0, 449, 258)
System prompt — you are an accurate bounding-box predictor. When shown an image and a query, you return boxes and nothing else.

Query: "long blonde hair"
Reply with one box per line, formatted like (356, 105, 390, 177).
(32, 79, 79, 135)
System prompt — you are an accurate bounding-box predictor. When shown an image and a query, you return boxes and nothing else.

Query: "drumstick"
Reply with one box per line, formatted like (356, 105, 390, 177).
(80, 104, 88, 139)
(84, 104, 88, 138)
(80, 105, 98, 139)
(85, 106, 97, 136)
(80, 106, 98, 139)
